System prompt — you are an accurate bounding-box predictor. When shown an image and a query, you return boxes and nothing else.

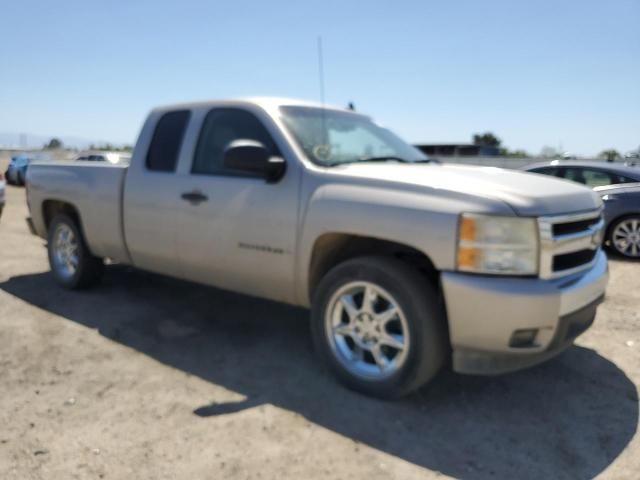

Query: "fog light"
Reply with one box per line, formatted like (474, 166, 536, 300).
(509, 329, 539, 348)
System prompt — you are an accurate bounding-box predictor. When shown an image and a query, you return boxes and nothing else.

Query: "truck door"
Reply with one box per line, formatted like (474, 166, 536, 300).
(174, 106, 300, 303)
(123, 110, 191, 277)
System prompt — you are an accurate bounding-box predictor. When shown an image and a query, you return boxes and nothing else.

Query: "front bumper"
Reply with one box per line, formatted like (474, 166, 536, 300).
(441, 249, 608, 375)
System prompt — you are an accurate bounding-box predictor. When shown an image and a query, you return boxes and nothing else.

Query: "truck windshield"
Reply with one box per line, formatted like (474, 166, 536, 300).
(280, 106, 430, 167)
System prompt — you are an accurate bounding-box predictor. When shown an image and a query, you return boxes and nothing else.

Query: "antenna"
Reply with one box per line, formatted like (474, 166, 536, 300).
(317, 36, 328, 146)
(317, 36, 325, 107)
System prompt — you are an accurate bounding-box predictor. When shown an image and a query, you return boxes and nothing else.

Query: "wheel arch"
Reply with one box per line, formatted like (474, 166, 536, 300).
(41, 200, 95, 257)
(42, 200, 83, 231)
(307, 233, 440, 304)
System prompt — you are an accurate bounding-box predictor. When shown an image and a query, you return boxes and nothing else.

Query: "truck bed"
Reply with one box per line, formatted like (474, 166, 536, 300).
(27, 161, 130, 263)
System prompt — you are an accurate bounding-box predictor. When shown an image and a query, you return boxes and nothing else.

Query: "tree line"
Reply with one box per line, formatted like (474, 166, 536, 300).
(43, 138, 132, 152)
(472, 132, 628, 160)
(42, 135, 631, 160)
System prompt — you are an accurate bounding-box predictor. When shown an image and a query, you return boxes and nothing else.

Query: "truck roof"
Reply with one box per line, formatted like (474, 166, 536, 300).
(152, 96, 357, 115)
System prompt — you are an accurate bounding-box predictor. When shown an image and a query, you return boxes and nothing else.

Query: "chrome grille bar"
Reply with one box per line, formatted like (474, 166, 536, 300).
(538, 208, 604, 279)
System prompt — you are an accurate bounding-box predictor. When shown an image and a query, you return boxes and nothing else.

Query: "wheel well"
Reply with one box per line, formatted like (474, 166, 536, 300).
(308, 234, 439, 299)
(42, 200, 81, 233)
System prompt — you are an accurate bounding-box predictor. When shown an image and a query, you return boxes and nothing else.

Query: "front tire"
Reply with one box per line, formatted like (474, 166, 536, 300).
(311, 256, 447, 399)
(608, 216, 640, 259)
(48, 214, 104, 289)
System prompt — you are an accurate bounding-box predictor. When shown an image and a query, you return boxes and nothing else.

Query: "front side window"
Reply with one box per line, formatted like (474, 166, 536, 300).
(146, 110, 191, 172)
(192, 108, 278, 176)
(280, 106, 428, 166)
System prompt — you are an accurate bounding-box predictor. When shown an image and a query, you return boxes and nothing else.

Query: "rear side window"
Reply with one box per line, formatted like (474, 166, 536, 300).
(614, 174, 639, 184)
(146, 110, 191, 172)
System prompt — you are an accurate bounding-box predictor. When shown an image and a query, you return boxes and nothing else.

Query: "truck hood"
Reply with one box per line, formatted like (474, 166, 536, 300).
(332, 163, 602, 216)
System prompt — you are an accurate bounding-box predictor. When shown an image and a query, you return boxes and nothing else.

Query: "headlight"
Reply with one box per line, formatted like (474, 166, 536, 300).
(457, 213, 539, 275)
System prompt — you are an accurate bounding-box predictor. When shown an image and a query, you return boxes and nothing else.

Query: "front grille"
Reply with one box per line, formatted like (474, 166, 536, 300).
(552, 217, 601, 236)
(552, 249, 597, 272)
(538, 209, 604, 279)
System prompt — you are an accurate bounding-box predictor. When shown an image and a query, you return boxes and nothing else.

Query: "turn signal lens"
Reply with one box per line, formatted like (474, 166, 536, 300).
(459, 216, 476, 242)
(457, 246, 480, 269)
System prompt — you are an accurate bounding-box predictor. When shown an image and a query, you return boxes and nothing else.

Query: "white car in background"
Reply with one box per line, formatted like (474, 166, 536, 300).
(75, 151, 130, 164)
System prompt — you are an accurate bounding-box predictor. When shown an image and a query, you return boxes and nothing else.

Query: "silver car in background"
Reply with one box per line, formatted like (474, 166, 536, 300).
(523, 161, 640, 258)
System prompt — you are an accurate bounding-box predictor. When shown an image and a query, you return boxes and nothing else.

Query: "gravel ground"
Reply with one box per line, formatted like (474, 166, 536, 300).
(0, 153, 638, 479)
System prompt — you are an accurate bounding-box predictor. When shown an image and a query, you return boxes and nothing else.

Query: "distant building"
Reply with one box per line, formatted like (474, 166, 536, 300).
(414, 144, 500, 157)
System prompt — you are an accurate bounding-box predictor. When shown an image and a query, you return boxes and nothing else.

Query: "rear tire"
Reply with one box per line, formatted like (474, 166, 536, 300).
(47, 214, 104, 289)
(311, 256, 447, 399)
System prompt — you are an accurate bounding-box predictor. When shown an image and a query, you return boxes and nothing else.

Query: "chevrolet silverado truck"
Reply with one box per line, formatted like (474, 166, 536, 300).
(25, 98, 608, 398)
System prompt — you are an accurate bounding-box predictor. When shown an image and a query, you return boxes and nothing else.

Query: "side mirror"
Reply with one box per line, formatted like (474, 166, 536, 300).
(223, 139, 286, 183)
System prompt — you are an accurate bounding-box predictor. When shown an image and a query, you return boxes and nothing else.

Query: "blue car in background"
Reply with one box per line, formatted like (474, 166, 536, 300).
(5, 155, 33, 186)
(0, 170, 5, 220)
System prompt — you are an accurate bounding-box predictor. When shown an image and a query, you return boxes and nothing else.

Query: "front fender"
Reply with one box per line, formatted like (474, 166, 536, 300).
(295, 183, 461, 305)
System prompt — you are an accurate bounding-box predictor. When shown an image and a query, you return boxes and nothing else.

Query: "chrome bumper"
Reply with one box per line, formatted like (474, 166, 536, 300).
(441, 249, 608, 375)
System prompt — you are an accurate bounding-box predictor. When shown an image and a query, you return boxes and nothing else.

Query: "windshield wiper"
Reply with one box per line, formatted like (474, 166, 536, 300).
(357, 156, 412, 163)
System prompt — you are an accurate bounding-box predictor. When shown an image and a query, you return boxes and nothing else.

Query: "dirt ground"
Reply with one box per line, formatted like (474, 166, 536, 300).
(0, 153, 638, 479)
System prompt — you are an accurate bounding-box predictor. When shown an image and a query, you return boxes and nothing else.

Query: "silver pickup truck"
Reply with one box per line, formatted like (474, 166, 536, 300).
(26, 98, 608, 398)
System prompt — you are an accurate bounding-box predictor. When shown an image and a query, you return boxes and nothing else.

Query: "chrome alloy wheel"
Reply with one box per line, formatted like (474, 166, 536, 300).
(612, 218, 640, 258)
(52, 223, 80, 279)
(325, 281, 410, 380)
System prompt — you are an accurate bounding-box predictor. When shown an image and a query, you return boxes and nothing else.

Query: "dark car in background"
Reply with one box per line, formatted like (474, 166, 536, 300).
(523, 161, 640, 258)
(75, 151, 130, 164)
(593, 183, 640, 259)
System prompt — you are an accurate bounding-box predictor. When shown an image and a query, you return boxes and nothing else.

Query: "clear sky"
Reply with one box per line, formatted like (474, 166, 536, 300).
(1, 0, 638, 156)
